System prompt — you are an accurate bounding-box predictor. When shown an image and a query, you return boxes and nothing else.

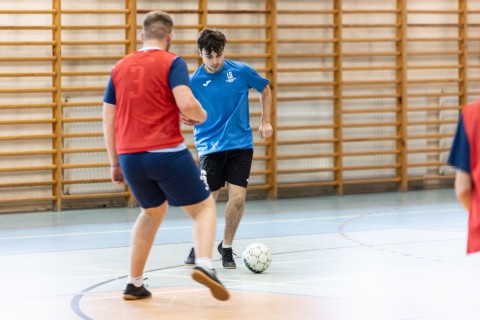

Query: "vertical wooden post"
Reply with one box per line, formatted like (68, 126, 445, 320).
(333, 0, 343, 195)
(52, 0, 62, 211)
(198, 0, 208, 67)
(396, 0, 408, 191)
(458, 0, 468, 107)
(125, 0, 137, 55)
(265, 0, 278, 198)
(125, 0, 137, 207)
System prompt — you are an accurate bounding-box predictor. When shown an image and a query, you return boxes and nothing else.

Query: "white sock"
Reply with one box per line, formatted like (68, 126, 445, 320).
(127, 276, 143, 288)
(222, 243, 232, 249)
(196, 257, 213, 270)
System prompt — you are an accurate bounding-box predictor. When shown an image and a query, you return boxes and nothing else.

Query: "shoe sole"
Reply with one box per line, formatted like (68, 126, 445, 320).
(223, 265, 236, 269)
(191, 269, 230, 301)
(184, 262, 195, 266)
(123, 293, 152, 300)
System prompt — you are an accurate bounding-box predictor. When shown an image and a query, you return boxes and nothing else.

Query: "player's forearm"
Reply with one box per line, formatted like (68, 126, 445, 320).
(181, 96, 207, 123)
(173, 85, 207, 123)
(102, 103, 119, 166)
(455, 170, 472, 210)
(260, 85, 272, 124)
(457, 191, 471, 211)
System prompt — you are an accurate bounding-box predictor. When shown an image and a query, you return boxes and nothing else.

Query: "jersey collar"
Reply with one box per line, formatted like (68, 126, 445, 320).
(139, 47, 163, 51)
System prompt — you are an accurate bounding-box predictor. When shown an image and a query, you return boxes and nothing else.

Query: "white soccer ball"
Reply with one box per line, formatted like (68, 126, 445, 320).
(242, 243, 272, 273)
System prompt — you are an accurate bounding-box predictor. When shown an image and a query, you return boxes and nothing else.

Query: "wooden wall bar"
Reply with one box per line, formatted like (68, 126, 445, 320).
(0, 0, 470, 212)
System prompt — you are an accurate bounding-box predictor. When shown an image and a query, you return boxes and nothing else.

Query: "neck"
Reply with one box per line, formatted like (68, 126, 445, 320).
(143, 39, 167, 50)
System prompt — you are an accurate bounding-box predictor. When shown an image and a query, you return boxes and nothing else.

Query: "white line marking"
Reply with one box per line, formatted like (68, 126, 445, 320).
(0, 208, 462, 241)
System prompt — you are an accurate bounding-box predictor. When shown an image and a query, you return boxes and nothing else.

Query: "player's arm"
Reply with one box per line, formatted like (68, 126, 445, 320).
(173, 85, 206, 124)
(448, 112, 471, 210)
(102, 102, 125, 186)
(455, 169, 472, 210)
(258, 85, 273, 140)
(169, 57, 207, 125)
(102, 102, 117, 166)
(102, 75, 124, 185)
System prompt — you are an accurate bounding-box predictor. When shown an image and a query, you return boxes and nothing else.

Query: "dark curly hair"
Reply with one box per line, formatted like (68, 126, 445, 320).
(197, 28, 227, 55)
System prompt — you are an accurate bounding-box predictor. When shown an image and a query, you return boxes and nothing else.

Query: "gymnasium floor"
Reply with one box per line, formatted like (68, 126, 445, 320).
(1, 188, 480, 320)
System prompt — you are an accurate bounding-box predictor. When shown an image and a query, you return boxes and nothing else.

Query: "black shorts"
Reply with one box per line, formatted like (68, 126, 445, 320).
(199, 148, 253, 191)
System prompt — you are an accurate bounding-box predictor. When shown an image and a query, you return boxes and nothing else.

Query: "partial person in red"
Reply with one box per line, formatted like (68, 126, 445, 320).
(102, 11, 229, 301)
(448, 100, 480, 253)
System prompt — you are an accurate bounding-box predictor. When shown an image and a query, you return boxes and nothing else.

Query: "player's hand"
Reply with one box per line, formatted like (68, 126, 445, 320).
(180, 114, 202, 126)
(111, 167, 125, 186)
(259, 122, 273, 140)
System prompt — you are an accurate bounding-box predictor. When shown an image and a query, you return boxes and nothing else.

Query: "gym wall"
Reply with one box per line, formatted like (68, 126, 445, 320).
(0, 0, 471, 212)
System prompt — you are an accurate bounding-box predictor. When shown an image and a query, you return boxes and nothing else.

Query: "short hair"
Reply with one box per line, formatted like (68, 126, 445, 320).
(143, 11, 173, 41)
(197, 28, 227, 55)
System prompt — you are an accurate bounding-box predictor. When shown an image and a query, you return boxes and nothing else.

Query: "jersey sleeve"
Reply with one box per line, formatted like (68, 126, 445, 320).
(169, 56, 190, 89)
(448, 113, 471, 173)
(242, 63, 270, 92)
(103, 75, 116, 105)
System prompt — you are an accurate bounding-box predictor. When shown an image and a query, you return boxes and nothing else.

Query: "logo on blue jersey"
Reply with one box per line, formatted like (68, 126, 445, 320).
(226, 71, 236, 83)
(203, 80, 212, 87)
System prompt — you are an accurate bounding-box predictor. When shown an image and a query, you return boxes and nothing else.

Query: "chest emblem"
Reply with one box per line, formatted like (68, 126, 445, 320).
(226, 71, 236, 83)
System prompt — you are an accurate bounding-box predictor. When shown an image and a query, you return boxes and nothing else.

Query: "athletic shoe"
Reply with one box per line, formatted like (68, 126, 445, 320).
(218, 241, 237, 269)
(184, 247, 195, 266)
(191, 266, 230, 301)
(123, 283, 152, 300)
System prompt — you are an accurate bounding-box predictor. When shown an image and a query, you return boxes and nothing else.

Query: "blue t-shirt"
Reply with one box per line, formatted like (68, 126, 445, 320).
(448, 113, 471, 173)
(190, 60, 270, 157)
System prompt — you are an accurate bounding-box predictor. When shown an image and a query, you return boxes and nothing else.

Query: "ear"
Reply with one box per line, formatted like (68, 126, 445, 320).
(141, 32, 145, 42)
(166, 33, 172, 44)
(198, 49, 202, 57)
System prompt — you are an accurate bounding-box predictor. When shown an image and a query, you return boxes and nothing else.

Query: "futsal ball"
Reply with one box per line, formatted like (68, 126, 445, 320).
(242, 243, 272, 273)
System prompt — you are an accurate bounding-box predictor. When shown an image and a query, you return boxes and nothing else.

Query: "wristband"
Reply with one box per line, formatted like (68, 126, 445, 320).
(111, 163, 120, 168)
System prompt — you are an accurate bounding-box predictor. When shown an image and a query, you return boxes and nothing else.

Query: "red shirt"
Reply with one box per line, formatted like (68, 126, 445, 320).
(461, 101, 480, 253)
(111, 49, 184, 154)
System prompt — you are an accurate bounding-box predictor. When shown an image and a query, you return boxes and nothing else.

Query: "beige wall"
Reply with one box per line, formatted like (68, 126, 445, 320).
(0, 0, 470, 211)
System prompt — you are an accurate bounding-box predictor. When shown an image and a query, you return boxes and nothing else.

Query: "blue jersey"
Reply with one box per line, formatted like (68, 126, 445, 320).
(190, 60, 270, 157)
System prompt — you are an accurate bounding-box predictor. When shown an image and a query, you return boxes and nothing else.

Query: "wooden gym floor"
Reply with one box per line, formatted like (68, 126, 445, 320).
(1, 188, 480, 320)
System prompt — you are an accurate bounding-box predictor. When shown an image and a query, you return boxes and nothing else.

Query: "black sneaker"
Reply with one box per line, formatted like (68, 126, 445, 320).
(184, 247, 195, 266)
(191, 266, 230, 301)
(123, 283, 152, 300)
(218, 241, 237, 269)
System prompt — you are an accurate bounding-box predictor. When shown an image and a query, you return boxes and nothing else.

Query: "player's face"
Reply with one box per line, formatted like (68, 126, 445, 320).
(200, 49, 224, 73)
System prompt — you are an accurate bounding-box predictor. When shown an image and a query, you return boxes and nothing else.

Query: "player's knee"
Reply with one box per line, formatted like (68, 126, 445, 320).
(229, 194, 246, 210)
(142, 203, 167, 220)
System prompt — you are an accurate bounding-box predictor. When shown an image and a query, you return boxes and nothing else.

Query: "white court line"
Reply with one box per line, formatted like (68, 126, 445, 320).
(0, 208, 461, 241)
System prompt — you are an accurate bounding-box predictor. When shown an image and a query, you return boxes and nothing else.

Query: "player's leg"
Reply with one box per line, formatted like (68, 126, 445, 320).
(211, 189, 220, 202)
(216, 184, 246, 269)
(223, 184, 247, 246)
(129, 204, 168, 278)
(219, 148, 253, 268)
(182, 197, 229, 301)
(119, 152, 168, 300)
(124, 203, 167, 300)
(162, 149, 229, 301)
(184, 151, 226, 266)
(182, 196, 216, 261)
(183, 189, 219, 266)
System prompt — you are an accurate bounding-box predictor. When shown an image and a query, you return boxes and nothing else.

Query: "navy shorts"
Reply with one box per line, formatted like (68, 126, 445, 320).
(199, 148, 253, 192)
(119, 149, 210, 208)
